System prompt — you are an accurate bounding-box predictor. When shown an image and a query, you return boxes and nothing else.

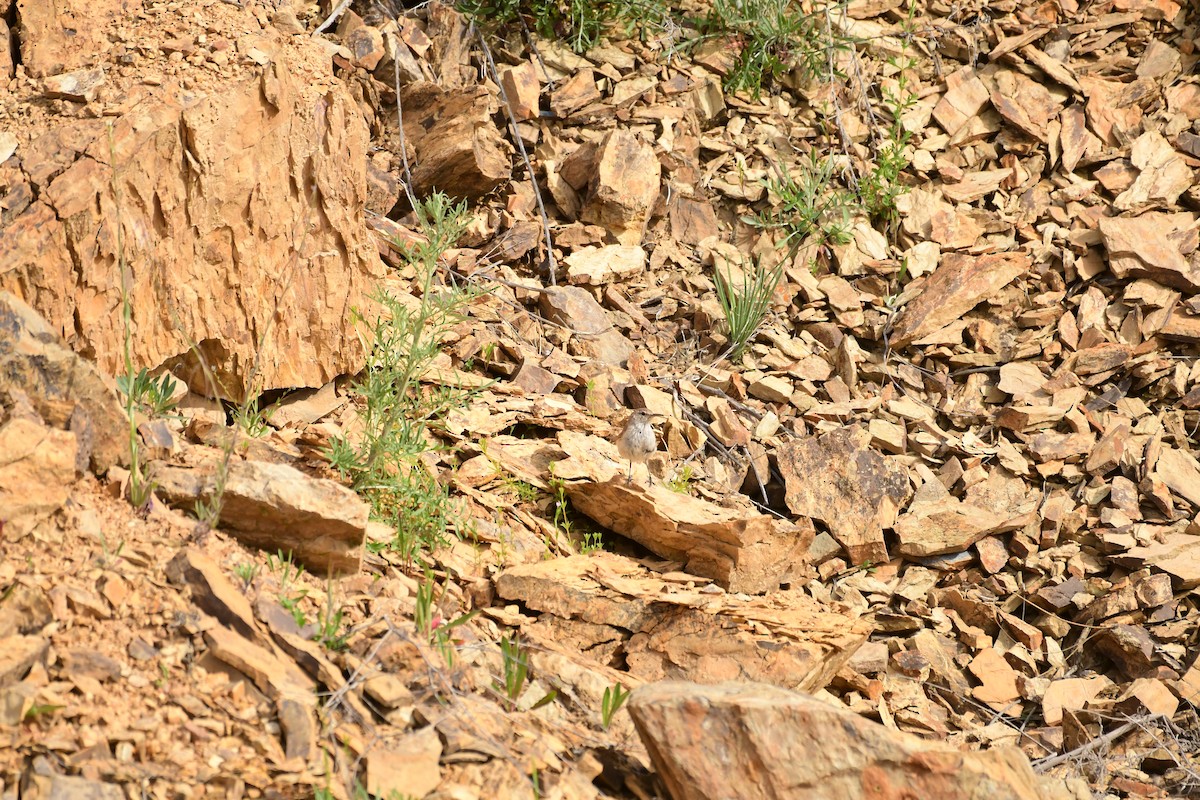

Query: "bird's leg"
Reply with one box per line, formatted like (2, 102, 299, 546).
(626, 460, 633, 486)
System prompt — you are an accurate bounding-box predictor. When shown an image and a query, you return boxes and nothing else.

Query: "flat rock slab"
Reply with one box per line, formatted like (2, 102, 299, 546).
(1152, 447, 1200, 508)
(1117, 532, 1200, 590)
(889, 252, 1029, 347)
(1099, 213, 1200, 291)
(567, 479, 811, 594)
(894, 498, 1010, 558)
(495, 553, 869, 693)
(538, 286, 634, 367)
(21, 759, 126, 800)
(778, 425, 909, 565)
(166, 548, 265, 645)
(564, 244, 646, 285)
(203, 625, 317, 762)
(43, 67, 106, 102)
(553, 430, 811, 593)
(628, 681, 1077, 800)
(366, 727, 442, 799)
(150, 460, 366, 575)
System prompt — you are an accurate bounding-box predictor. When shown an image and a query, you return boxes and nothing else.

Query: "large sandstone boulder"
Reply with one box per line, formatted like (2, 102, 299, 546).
(629, 682, 1081, 800)
(0, 25, 382, 400)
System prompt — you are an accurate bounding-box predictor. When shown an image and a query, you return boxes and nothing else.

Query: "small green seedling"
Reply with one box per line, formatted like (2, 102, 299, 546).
(154, 662, 170, 689)
(233, 562, 259, 591)
(495, 634, 557, 712)
(601, 682, 631, 729)
(713, 255, 784, 362)
(415, 570, 477, 667)
(666, 465, 695, 494)
(315, 580, 349, 651)
(117, 368, 179, 416)
(549, 475, 573, 538)
(23, 702, 64, 722)
(232, 400, 274, 438)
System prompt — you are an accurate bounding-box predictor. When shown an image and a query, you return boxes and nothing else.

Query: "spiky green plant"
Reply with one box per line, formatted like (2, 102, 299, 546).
(713, 256, 783, 362)
(750, 152, 857, 252)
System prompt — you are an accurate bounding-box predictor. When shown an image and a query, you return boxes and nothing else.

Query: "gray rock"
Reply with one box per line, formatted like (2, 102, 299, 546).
(0, 292, 127, 473)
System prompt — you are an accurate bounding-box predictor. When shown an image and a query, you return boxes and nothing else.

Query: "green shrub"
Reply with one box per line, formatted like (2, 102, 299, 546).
(750, 152, 857, 252)
(459, 0, 670, 54)
(116, 368, 178, 417)
(325, 193, 481, 561)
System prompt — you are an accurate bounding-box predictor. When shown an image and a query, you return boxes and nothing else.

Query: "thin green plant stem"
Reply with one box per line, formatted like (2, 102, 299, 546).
(360, 198, 461, 476)
(325, 193, 484, 561)
(107, 123, 151, 508)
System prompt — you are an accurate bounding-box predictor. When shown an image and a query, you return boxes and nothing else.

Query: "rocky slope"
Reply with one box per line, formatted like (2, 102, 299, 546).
(2, 0, 1200, 798)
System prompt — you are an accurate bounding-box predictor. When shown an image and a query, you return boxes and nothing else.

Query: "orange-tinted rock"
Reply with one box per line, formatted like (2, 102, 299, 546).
(629, 681, 1076, 800)
(1, 50, 382, 400)
(889, 252, 1029, 347)
(778, 426, 909, 564)
(580, 130, 661, 246)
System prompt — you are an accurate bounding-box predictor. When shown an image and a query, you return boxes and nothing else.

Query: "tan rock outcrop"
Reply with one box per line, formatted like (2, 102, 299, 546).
(628, 682, 1079, 800)
(0, 414, 76, 538)
(1, 40, 382, 400)
(0, 292, 127, 473)
(15, 0, 124, 78)
(496, 553, 868, 692)
(150, 459, 367, 575)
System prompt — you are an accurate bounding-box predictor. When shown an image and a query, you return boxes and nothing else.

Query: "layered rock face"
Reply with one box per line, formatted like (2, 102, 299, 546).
(1, 5, 382, 400)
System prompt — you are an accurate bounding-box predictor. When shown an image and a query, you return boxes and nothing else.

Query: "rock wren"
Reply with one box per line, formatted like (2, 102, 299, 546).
(617, 409, 658, 486)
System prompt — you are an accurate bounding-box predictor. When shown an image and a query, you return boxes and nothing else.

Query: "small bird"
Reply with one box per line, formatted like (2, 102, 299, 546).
(616, 409, 659, 486)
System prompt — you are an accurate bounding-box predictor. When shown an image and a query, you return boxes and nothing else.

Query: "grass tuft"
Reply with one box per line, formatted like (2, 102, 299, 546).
(458, 0, 671, 54)
(749, 152, 857, 252)
(701, 0, 845, 98)
(713, 255, 783, 363)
